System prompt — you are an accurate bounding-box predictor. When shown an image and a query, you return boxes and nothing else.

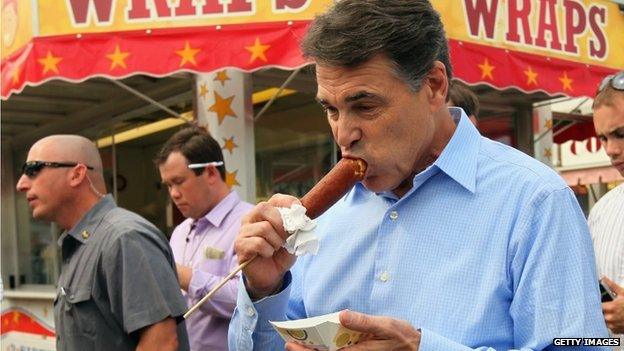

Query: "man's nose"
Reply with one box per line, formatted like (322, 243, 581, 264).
(16, 174, 30, 192)
(605, 140, 622, 158)
(169, 187, 181, 199)
(333, 116, 361, 151)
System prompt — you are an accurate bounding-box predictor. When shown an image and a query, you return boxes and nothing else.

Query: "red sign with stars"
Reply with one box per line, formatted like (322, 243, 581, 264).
(1, 308, 55, 337)
(449, 39, 617, 98)
(2, 0, 621, 100)
(1, 21, 309, 99)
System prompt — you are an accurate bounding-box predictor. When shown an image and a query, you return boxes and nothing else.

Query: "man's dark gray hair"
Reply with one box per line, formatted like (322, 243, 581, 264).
(301, 0, 452, 92)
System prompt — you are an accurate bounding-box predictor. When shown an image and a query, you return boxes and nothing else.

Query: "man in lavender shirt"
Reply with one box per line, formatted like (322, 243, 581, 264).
(155, 126, 254, 350)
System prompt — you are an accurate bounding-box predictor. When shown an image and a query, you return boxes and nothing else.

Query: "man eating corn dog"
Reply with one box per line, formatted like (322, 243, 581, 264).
(228, 0, 608, 349)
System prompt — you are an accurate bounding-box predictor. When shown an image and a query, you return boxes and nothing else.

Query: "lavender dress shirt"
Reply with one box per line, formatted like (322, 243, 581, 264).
(170, 191, 253, 351)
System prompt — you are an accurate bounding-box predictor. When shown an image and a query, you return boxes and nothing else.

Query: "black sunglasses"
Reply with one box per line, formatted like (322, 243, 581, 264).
(597, 71, 624, 94)
(21, 161, 94, 178)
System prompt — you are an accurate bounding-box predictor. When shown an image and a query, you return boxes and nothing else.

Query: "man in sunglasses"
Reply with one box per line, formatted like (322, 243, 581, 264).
(589, 71, 624, 342)
(16, 135, 190, 351)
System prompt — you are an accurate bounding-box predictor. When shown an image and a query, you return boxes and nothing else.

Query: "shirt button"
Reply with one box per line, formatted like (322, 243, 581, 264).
(246, 306, 255, 317)
(389, 211, 398, 220)
(380, 272, 389, 282)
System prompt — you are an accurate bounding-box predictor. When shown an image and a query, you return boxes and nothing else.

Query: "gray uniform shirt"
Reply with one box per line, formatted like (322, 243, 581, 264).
(54, 195, 190, 350)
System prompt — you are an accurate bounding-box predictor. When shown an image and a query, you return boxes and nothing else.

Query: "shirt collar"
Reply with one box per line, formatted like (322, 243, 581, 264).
(433, 107, 480, 193)
(59, 194, 116, 246)
(343, 107, 480, 202)
(198, 190, 240, 228)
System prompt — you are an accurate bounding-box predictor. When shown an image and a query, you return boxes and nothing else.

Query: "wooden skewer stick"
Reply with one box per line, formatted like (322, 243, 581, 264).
(183, 158, 366, 319)
(184, 259, 252, 319)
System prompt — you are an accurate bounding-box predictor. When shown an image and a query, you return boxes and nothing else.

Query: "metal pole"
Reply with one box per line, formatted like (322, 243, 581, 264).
(552, 121, 579, 138)
(50, 223, 60, 283)
(109, 79, 184, 120)
(533, 97, 575, 108)
(515, 105, 534, 156)
(112, 126, 118, 201)
(568, 97, 590, 114)
(534, 120, 564, 144)
(254, 69, 301, 122)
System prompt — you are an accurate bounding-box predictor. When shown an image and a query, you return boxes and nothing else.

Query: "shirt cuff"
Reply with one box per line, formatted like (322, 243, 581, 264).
(237, 272, 292, 332)
(419, 328, 472, 351)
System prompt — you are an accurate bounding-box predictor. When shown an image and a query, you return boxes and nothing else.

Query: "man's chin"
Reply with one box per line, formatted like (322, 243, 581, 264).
(361, 178, 392, 194)
(31, 209, 50, 223)
(180, 209, 199, 220)
(175, 206, 190, 218)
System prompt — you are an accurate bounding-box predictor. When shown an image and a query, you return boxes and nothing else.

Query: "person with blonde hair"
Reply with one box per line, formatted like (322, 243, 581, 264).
(589, 71, 624, 344)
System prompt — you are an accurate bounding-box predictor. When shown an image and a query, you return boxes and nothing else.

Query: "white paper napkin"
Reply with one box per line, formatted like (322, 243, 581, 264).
(277, 204, 318, 256)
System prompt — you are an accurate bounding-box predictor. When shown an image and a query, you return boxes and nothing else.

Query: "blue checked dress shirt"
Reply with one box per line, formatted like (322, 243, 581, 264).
(229, 108, 608, 350)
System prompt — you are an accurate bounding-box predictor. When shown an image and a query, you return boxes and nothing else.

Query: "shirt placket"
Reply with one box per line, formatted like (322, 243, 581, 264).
(370, 199, 396, 310)
(184, 221, 198, 266)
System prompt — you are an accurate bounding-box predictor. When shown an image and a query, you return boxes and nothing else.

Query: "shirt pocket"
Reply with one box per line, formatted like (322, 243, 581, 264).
(198, 246, 229, 275)
(59, 286, 98, 339)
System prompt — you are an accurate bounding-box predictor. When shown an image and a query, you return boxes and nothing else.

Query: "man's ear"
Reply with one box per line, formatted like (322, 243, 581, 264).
(204, 166, 221, 184)
(68, 165, 88, 187)
(424, 61, 449, 111)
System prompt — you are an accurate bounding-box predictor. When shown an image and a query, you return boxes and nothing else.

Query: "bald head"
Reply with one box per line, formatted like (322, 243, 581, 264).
(30, 135, 106, 190)
(32, 135, 103, 172)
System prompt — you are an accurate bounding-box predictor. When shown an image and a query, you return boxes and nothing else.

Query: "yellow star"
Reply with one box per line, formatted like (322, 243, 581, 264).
(543, 147, 552, 160)
(13, 311, 21, 324)
(559, 71, 573, 92)
(478, 58, 495, 80)
(524, 66, 538, 86)
(245, 37, 270, 63)
(225, 170, 241, 188)
(199, 83, 208, 99)
(222, 136, 238, 154)
(37, 50, 62, 75)
(11, 65, 20, 84)
(214, 70, 230, 86)
(209, 92, 236, 125)
(544, 118, 553, 130)
(106, 45, 130, 70)
(175, 41, 200, 67)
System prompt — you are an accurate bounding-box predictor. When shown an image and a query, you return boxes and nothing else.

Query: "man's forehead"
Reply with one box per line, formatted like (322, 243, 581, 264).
(160, 152, 192, 174)
(314, 60, 407, 104)
(28, 139, 57, 159)
(316, 89, 378, 103)
(164, 151, 190, 165)
(594, 105, 624, 133)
